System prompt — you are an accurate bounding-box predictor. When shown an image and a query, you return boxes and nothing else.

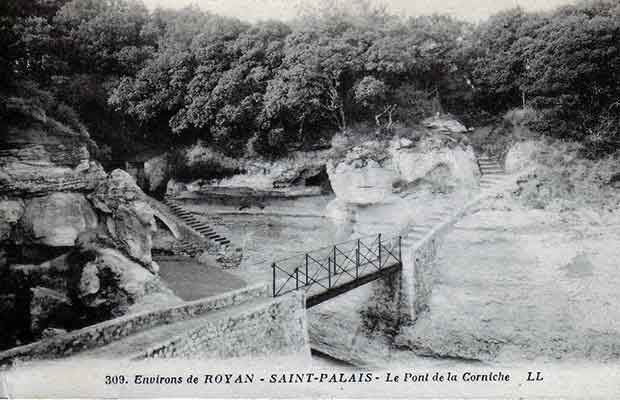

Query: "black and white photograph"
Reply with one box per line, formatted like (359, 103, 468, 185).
(1, 0, 620, 397)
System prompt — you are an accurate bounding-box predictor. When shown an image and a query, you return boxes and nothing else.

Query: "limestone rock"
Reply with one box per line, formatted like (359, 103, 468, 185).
(327, 157, 398, 205)
(326, 135, 478, 205)
(41, 327, 68, 339)
(9, 253, 73, 294)
(19, 193, 98, 247)
(0, 199, 24, 242)
(77, 248, 181, 317)
(422, 115, 467, 133)
(389, 135, 479, 190)
(170, 142, 331, 195)
(144, 154, 169, 193)
(0, 95, 106, 196)
(29, 286, 74, 334)
(90, 169, 156, 266)
(308, 283, 396, 366)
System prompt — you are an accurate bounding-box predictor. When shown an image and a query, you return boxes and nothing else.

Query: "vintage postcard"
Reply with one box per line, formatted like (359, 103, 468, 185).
(1, 0, 620, 397)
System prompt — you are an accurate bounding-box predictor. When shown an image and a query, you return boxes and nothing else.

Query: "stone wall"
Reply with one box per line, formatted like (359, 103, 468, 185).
(0, 283, 270, 366)
(136, 291, 309, 360)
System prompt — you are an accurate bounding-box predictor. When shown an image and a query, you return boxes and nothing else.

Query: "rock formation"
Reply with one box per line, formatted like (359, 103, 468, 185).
(0, 95, 106, 196)
(0, 90, 179, 351)
(326, 118, 479, 206)
(165, 142, 331, 197)
(76, 248, 181, 317)
(19, 193, 98, 247)
(89, 169, 158, 270)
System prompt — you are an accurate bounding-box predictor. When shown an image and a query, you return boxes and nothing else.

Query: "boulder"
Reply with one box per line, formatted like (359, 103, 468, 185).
(0, 199, 24, 243)
(422, 115, 467, 133)
(327, 157, 398, 205)
(389, 135, 479, 190)
(89, 169, 157, 267)
(19, 193, 98, 247)
(144, 154, 169, 193)
(29, 286, 74, 334)
(326, 135, 478, 205)
(77, 248, 181, 317)
(41, 327, 68, 339)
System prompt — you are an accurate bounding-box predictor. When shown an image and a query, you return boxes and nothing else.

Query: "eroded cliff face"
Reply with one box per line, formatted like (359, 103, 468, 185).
(0, 93, 179, 350)
(165, 143, 332, 199)
(326, 132, 478, 206)
(0, 96, 106, 196)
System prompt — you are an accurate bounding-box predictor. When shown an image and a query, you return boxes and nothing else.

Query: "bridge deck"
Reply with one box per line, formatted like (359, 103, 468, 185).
(271, 234, 402, 308)
(305, 260, 401, 307)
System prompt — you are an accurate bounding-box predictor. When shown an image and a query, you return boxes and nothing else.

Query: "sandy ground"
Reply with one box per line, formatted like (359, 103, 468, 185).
(156, 256, 246, 301)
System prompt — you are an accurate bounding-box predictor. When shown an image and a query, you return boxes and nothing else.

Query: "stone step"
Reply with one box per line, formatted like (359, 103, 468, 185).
(480, 179, 499, 184)
(480, 175, 504, 181)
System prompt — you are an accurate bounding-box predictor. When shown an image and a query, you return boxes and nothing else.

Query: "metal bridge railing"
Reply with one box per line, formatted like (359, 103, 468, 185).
(271, 233, 402, 298)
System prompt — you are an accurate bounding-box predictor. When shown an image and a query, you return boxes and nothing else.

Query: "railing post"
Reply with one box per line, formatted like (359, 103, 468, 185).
(399, 235, 402, 263)
(355, 247, 359, 279)
(305, 253, 309, 285)
(328, 256, 331, 288)
(295, 268, 299, 290)
(378, 233, 382, 268)
(333, 245, 337, 275)
(272, 262, 276, 297)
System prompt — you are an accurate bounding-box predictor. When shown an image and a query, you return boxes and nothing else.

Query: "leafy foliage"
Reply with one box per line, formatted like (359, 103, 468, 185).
(5, 0, 620, 159)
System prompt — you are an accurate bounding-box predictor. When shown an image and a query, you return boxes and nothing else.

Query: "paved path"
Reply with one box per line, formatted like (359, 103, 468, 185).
(156, 256, 246, 301)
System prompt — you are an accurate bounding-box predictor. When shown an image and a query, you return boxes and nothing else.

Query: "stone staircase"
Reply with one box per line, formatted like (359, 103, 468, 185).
(163, 198, 232, 247)
(399, 156, 507, 249)
(477, 156, 506, 190)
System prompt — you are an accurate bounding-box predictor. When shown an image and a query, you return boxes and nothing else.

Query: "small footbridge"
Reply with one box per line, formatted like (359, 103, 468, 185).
(271, 233, 403, 308)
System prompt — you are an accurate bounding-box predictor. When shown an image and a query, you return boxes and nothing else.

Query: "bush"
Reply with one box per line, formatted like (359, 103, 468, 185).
(512, 137, 620, 210)
(504, 106, 539, 126)
(583, 106, 620, 158)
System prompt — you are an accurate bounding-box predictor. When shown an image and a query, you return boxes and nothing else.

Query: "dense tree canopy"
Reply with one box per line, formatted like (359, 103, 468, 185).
(3, 0, 620, 159)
